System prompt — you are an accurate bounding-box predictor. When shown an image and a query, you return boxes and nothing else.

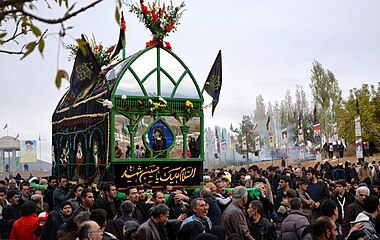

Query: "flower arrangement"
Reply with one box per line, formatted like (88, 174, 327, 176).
(98, 96, 209, 129)
(67, 35, 117, 67)
(129, 0, 186, 50)
(97, 95, 170, 131)
(172, 100, 211, 126)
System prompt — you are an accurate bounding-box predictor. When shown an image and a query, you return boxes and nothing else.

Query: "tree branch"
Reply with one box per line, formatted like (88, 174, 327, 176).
(0, 48, 24, 54)
(0, 0, 32, 8)
(5, 0, 104, 25)
(1, 18, 25, 44)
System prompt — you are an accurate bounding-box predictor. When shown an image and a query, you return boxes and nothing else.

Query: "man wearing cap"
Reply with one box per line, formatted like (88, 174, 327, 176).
(221, 186, 254, 240)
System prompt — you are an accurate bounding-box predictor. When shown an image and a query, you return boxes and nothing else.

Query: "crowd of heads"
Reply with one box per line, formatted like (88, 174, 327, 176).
(1, 158, 380, 239)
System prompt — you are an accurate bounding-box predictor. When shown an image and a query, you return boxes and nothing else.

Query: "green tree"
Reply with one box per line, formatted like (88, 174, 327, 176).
(338, 84, 380, 148)
(309, 60, 342, 140)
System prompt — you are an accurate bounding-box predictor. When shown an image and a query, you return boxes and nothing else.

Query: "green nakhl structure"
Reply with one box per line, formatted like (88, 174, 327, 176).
(52, 46, 204, 188)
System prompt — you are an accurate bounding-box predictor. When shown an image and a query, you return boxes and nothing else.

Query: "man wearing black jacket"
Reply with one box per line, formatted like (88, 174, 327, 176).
(93, 182, 121, 220)
(306, 168, 330, 222)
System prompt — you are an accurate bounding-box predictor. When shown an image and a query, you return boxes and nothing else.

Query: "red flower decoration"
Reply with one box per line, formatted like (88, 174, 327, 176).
(107, 45, 115, 53)
(141, 5, 150, 14)
(146, 40, 154, 48)
(121, 20, 126, 32)
(140, 0, 144, 3)
(166, 22, 175, 32)
(126, 106, 132, 110)
(152, 13, 159, 25)
(165, 41, 172, 50)
(173, 111, 177, 117)
(146, 110, 152, 115)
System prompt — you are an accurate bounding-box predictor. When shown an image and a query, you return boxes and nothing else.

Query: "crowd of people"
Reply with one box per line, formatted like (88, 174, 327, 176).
(1, 159, 380, 240)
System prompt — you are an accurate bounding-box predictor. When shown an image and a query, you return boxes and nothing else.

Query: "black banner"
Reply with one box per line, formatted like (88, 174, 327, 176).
(204, 50, 222, 116)
(114, 161, 203, 188)
(70, 35, 101, 96)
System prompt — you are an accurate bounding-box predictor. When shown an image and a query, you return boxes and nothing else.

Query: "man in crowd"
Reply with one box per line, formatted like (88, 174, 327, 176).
(118, 200, 138, 224)
(235, 172, 247, 187)
(200, 187, 222, 225)
(18, 182, 31, 208)
(44, 175, 58, 211)
(280, 197, 309, 240)
(126, 186, 148, 223)
(114, 141, 123, 158)
(180, 198, 213, 239)
(253, 179, 276, 221)
(0, 187, 8, 220)
(275, 176, 291, 210)
(9, 179, 18, 191)
(291, 167, 304, 189)
(214, 179, 233, 212)
(358, 161, 372, 183)
(222, 186, 254, 240)
(342, 186, 369, 237)
(75, 188, 95, 214)
(306, 168, 330, 222)
(310, 216, 338, 240)
(246, 165, 273, 203)
(267, 166, 281, 191)
(78, 220, 103, 240)
(352, 194, 379, 237)
(136, 203, 170, 240)
(69, 184, 84, 211)
(1, 190, 22, 239)
(331, 179, 354, 234)
(53, 175, 69, 211)
(247, 200, 276, 240)
(93, 182, 121, 220)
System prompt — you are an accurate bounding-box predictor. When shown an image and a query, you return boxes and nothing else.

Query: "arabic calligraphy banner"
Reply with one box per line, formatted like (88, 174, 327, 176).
(114, 161, 203, 188)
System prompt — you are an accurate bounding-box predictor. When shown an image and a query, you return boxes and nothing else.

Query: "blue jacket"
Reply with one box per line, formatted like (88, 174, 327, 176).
(332, 168, 346, 181)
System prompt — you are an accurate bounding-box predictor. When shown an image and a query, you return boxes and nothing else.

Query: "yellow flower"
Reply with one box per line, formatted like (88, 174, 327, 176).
(153, 102, 159, 109)
(187, 109, 191, 113)
(185, 100, 193, 108)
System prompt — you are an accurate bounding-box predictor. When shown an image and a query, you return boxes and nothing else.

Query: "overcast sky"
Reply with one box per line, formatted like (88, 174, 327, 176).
(1, 0, 379, 162)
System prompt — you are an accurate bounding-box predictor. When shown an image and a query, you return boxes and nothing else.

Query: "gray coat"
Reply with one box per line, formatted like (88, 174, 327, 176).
(136, 218, 168, 240)
(280, 210, 309, 240)
(221, 200, 254, 240)
(52, 186, 69, 211)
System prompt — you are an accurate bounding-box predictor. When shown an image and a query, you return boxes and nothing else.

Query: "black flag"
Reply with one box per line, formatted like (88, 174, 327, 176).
(313, 104, 318, 124)
(70, 35, 101, 96)
(266, 116, 271, 131)
(111, 11, 126, 60)
(204, 50, 222, 116)
(356, 97, 360, 115)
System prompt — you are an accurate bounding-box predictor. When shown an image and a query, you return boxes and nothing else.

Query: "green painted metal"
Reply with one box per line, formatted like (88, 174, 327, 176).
(109, 46, 204, 164)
